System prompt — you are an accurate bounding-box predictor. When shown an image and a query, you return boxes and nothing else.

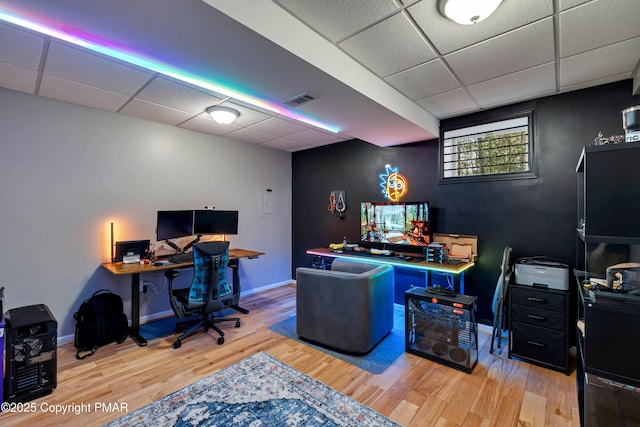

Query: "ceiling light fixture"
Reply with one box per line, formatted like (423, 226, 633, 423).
(207, 106, 240, 125)
(0, 9, 340, 134)
(439, 0, 503, 25)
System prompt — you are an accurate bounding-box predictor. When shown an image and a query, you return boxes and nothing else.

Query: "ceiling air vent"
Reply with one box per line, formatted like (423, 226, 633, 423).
(282, 92, 315, 108)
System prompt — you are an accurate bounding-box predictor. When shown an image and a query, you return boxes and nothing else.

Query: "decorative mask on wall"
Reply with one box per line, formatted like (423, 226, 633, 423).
(379, 164, 408, 201)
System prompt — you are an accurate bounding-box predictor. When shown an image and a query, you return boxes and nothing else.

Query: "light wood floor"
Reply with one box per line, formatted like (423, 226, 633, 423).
(1, 283, 579, 426)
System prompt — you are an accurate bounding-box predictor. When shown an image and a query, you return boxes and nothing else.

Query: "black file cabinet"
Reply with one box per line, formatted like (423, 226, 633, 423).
(508, 284, 570, 375)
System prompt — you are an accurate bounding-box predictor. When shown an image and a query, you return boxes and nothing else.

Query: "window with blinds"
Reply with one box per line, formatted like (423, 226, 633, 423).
(441, 113, 535, 182)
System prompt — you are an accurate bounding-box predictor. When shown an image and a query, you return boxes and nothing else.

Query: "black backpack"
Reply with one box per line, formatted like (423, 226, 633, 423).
(74, 290, 129, 360)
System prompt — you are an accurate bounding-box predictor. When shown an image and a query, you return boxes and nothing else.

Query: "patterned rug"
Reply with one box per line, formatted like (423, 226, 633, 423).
(103, 352, 400, 427)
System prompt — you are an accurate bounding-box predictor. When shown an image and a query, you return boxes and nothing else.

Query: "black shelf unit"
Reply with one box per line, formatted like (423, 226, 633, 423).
(575, 143, 640, 426)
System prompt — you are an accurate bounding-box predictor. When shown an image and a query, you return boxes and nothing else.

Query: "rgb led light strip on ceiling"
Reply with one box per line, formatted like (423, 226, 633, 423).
(0, 9, 340, 134)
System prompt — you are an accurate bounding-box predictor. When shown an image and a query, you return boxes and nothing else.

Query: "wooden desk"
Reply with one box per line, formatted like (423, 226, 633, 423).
(306, 247, 474, 294)
(102, 248, 264, 346)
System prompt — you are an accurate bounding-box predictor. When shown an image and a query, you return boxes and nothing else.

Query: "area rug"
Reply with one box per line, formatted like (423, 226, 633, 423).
(267, 308, 405, 375)
(103, 352, 399, 427)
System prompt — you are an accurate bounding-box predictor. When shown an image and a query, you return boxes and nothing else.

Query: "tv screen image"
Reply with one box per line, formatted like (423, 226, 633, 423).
(156, 210, 194, 241)
(360, 201, 430, 249)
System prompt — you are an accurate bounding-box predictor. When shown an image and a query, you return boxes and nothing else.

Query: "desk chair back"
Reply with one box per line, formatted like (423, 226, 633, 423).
(189, 241, 232, 311)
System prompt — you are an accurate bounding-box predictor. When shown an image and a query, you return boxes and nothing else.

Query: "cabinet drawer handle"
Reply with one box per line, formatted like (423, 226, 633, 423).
(528, 314, 545, 320)
(528, 341, 546, 347)
(527, 297, 545, 302)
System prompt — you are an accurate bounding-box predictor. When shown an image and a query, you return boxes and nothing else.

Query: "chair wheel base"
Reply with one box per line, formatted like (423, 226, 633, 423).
(235, 320, 241, 328)
(217, 336, 225, 345)
(173, 340, 182, 349)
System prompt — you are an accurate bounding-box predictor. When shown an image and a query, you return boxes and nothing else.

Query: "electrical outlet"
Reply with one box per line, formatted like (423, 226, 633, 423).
(139, 284, 147, 293)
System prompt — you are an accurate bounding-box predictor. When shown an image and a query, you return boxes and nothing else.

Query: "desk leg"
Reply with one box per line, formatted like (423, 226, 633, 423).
(228, 260, 249, 314)
(129, 272, 148, 346)
(428, 270, 462, 295)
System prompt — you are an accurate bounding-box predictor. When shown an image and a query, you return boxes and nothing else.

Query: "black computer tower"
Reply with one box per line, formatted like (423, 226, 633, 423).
(4, 304, 57, 403)
(405, 287, 478, 373)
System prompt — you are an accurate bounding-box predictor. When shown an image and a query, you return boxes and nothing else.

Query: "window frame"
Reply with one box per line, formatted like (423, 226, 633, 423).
(438, 108, 537, 184)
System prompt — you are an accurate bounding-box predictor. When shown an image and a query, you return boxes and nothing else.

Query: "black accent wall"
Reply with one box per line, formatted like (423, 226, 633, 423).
(292, 80, 639, 324)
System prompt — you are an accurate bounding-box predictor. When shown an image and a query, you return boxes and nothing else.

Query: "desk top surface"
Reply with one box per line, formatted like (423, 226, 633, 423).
(102, 248, 264, 275)
(306, 247, 474, 274)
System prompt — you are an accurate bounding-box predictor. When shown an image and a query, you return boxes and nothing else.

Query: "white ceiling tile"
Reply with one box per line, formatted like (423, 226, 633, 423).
(0, 62, 37, 93)
(0, 22, 44, 70)
(273, 0, 400, 42)
(39, 74, 130, 112)
(445, 18, 555, 85)
(44, 41, 154, 95)
(247, 116, 311, 137)
(178, 114, 239, 136)
(120, 99, 195, 126)
(560, 0, 640, 58)
(260, 137, 310, 151)
(559, 0, 591, 10)
(416, 88, 479, 118)
(409, 0, 553, 55)
(224, 127, 274, 144)
(385, 58, 460, 99)
(287, 129, 344, 144)
(215, 101, 274, 127)
(468, 63, 557, 108)
(338, 11, 436, 77)
(135, 77, 224, 115)
(560, 72, 631, 94)
(560, 37, 640, 88)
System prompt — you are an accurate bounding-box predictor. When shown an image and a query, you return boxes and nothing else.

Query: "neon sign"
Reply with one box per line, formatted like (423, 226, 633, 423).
(379, 164, 408, 201)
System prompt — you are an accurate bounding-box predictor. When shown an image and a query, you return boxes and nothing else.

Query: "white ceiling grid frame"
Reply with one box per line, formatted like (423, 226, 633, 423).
(202, 0, 440, 140)
(337, 11, 438, 78)
(443, 18, 556, 86)
(273, 0, 403, 43)
(407, 0, 554, 56)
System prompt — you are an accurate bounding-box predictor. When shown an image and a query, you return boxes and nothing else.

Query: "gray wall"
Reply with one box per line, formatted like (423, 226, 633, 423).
(0, 88, 292, 338)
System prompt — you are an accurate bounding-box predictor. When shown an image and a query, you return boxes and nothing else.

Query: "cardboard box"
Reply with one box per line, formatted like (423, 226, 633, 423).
(432, 233, 478, 262)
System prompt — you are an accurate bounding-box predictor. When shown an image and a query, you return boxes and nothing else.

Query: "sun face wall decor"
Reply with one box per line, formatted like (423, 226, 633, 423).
(379, 164, 408, 202)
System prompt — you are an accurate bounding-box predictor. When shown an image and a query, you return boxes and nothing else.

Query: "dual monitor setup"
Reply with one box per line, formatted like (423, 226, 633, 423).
(156, 209, 239, 253)
(112, 209, 238, 263)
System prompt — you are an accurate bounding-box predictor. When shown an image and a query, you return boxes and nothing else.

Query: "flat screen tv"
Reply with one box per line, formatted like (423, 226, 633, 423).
(360, 201, 430, 252)
(156, 210, 194, 241)
(193, 210, 239, 235)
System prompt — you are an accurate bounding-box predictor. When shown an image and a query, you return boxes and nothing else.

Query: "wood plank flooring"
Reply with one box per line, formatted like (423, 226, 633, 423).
(0, 283, 579, 426)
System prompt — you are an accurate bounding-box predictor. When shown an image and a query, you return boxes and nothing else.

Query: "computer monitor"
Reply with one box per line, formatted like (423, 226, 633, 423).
(156, 210, 194, 241)
(193, 210, 238, 235)
(360, 201, 430, 252)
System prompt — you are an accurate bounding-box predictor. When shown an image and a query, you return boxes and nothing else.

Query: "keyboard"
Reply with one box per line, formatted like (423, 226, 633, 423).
(168, 253, 193, 264)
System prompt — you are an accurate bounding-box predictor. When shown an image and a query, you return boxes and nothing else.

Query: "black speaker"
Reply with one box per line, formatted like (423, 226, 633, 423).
(4, 304, 57, 403)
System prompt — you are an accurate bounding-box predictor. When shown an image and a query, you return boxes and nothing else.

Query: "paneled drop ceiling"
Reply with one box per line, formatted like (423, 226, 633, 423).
(0, 0, 638, 152)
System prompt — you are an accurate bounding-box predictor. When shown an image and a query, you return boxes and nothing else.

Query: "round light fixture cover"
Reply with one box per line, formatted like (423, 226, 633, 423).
(440, 0, 503, 25)
(207, 106, 240, 125)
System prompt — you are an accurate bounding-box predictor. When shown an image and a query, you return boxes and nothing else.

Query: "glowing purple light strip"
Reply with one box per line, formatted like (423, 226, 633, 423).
(0, 9, 340, 133)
